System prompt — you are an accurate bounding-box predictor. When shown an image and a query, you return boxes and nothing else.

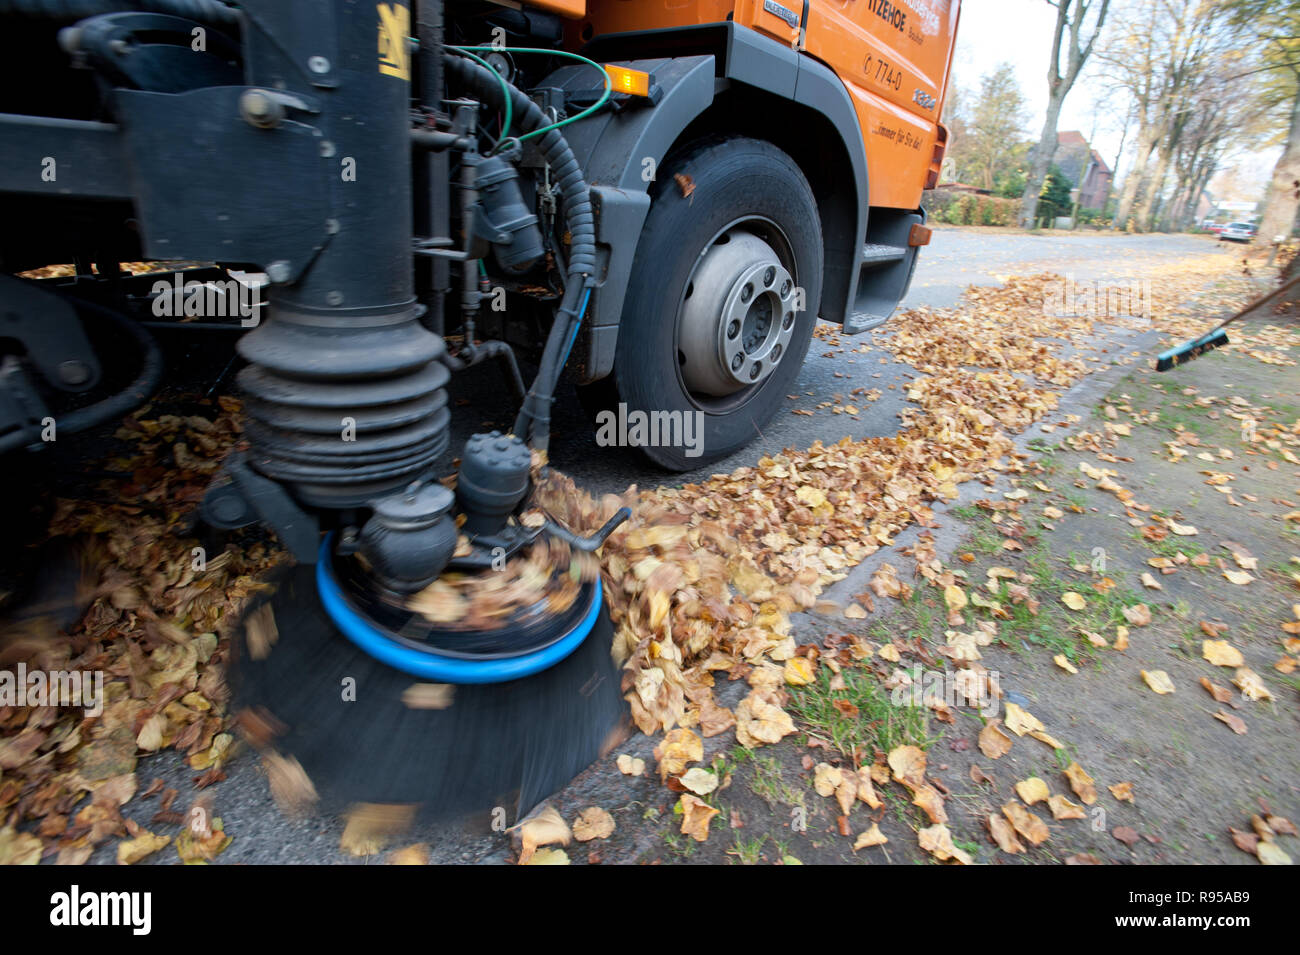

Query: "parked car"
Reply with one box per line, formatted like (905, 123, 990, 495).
(1219, 222, 1257, 243)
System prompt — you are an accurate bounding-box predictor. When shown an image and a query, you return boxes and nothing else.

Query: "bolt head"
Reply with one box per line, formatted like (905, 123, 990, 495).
(57, 360, 92, 386)
(240, 89, 284, 128)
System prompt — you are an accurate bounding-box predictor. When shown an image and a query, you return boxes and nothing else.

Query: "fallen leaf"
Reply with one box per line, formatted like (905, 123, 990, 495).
(513, 805, 570, 864)
(1004, 703, 1045, 736)
(918, 823, 974, 863)
(572, 807, 616, 842)
(0, 827, 42, 865)
(524, 847, 570, 865)
(341, 803, 415, 858)
(1200, 677, 1233, 703)
(1233, 667, 1274, 701)
(1014, 776, 1050, 805)
(1047, 794, 1086, 820)
(401, 683, 455, 710)
(1257, 841, 1292, 865)
(1203, 640, 1244, 667)
(679, 794, 719, 842)
(1065, 762, 1098, 805)
(887, 745, 927, 788)
(654, 728, 703, 779)
(1214, 711, 1248, 735)
(853, 824, 888, 850)
(813, 762, 842, 797)
(1123, 604, 1152, 626)
(1113, 826, 1140, 847)
(616, 754, 645, 776)
(783, 657, 816, 686)
(1002, 802, 1050, 845)
(388, 844, 430, 865)
(679, 767, 719, 796)
(1141, 669, 1175, 694)
(116, 829, 171, 865)
(987, 813, 1025, 853)
(978, 720, 1013, 758)
(734, 691, 797, 747)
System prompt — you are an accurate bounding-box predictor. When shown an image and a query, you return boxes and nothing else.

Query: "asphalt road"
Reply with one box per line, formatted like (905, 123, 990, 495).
(97, 227, 1232, 864)
(451, 228, 1224, 498)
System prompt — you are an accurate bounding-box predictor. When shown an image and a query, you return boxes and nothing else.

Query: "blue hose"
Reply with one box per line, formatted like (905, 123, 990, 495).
(315, 535, 603, 684)
(559, 286, 592, 369)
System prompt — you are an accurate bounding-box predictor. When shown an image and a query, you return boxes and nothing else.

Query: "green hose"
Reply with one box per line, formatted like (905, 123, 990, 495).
(449, 45, 613, 153)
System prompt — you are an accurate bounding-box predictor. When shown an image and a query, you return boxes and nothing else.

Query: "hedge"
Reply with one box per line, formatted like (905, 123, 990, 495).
(921, 190, 1023, 226)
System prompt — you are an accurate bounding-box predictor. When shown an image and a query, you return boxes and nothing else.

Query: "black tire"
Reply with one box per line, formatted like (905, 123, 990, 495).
(603, 136, 823, 470)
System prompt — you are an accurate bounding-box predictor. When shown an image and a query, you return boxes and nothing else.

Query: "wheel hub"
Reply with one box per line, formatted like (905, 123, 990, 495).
(679, 229, 797, 397)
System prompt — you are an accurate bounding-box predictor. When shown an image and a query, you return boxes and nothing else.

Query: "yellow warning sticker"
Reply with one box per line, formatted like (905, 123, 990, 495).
(377, 3, 410, 81)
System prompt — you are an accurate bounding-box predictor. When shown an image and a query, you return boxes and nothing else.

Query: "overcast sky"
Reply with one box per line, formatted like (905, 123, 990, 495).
(949, 0, 1280, 199)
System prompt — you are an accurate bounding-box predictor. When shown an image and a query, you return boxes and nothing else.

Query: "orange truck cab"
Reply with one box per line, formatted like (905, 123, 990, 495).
(510, 0, 960, 465)
(0, 0, 960, 475)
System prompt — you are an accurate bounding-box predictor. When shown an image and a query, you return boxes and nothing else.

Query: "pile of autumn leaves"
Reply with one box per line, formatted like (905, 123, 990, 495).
(535, 259, 1264, 858)
(543, 263, 1246, 736)
(0, 400, 279, 864)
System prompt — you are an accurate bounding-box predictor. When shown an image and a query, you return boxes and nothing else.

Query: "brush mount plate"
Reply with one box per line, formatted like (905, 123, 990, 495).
(318, 534, 603, 683)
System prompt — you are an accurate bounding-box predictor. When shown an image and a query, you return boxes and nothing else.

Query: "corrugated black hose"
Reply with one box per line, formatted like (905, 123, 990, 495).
(442, 52, 597, 453)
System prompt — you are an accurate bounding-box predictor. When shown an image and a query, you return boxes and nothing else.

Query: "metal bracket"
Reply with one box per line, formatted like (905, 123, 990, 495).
(0, 276, 102, 393)
(67, 12, 242, 93)
(0, 357, 53, 452)
(200, 451, 321, 563)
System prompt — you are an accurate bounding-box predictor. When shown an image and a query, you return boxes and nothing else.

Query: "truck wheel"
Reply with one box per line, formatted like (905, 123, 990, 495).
(606, 136, 823, 470)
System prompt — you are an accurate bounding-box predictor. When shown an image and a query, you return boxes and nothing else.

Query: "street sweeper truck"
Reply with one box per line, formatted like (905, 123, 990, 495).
(0, 0, 960, 816)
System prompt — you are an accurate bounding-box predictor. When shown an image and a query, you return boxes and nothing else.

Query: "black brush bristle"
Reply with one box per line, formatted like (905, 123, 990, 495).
(230, 564, 627, 824)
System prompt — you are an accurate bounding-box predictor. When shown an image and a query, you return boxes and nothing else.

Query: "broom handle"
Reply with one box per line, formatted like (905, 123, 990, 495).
(1215, 271, 1300, 331)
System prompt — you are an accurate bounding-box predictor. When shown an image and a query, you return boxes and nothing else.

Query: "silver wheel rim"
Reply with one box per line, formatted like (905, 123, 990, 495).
(676, 221, 799, 404)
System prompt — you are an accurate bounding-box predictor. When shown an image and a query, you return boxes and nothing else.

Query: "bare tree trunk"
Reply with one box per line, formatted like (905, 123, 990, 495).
(1020, 96, 1064, 227)
(1114, 128, 1158, 230)
(1138, 152, 1173, 231)
(1018, 0, 1110, 227)
(1138, 110, 1188, 230)
(1184, 164, 1213, 230)
(1255, 83, 1300, 247)
(1162, 184, 1185, 232)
